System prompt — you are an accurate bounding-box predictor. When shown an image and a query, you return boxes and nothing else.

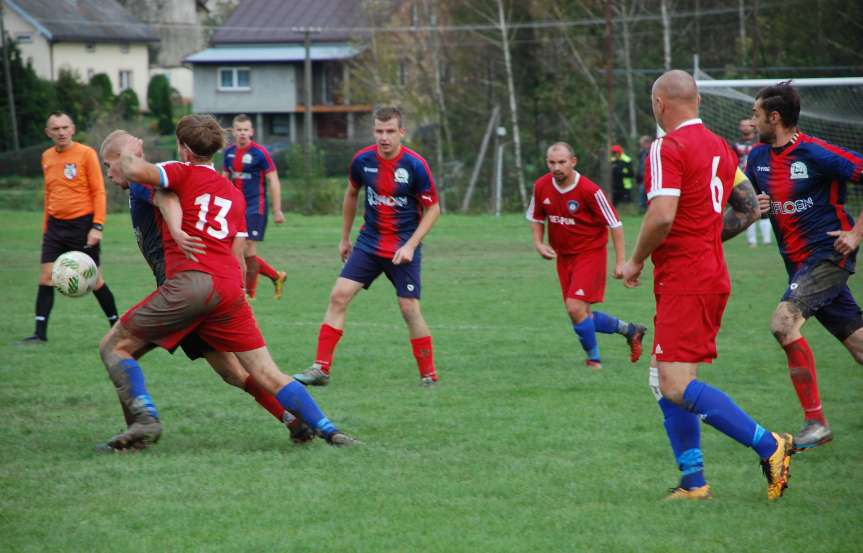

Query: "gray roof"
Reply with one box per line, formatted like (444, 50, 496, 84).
(212, 0, 372, 44)
(185, 44, 360, 64)
(5, 0, 158, 43)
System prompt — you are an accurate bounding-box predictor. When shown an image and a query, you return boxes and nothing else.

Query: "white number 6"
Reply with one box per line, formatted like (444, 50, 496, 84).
(709, 156, 723, 214)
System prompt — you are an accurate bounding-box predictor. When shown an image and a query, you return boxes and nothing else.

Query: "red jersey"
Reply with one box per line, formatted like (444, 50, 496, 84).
(526, 172, 621, 255)
(155, 162, 247, 284)
(645, 118, 739, 295)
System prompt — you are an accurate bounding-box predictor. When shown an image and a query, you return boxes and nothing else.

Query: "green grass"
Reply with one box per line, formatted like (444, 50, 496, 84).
(1, 210, 861, 552)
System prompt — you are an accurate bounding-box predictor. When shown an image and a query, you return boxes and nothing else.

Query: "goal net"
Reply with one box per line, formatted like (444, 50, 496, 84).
(696, 73, 863, 213)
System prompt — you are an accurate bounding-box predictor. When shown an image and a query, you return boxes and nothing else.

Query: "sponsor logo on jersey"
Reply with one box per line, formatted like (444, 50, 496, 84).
(543, 198, 551, 205)
(394, 168, 410, 184)
(242, 153, 253, 165)
(363, 166, 378, 173)
(567, 200, 579, 213)
(548, 214, 576, 225)
(368, 188, 408, 208)
(226, 153, 234, 159)
(421, 194, 433, 203)
(756, 165, 770, 173)
(64, 163, 77, 180)
(790, 161, 809, 180)
(231, 171, 252, 180)
(770, 196, 814, 215)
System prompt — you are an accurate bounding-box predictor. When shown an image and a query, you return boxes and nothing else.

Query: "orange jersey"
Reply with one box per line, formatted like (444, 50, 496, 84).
(42, 142, 106, 226)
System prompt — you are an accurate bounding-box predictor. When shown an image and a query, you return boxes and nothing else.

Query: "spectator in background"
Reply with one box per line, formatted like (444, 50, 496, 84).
(610, 144, 634, 205)
(733, 118, 772, 247)
(636, 135, 652, 213)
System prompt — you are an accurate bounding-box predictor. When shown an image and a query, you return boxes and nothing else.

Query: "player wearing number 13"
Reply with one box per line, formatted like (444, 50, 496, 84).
(97, 115, 353, 450)
(622, 70, 793, 500)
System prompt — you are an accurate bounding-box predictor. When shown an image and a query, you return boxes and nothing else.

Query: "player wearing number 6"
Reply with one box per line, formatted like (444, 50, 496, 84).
(97, 114, 355, 451)
(622, 70, 794, 500)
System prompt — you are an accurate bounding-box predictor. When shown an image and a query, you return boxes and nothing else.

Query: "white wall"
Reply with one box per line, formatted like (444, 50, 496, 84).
(52, 42, 149, 108)
(3, 6, 51, 78)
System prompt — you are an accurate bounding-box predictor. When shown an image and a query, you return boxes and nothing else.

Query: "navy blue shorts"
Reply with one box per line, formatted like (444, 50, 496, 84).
(783, 260, 863, 341)
(246, 212, 267, 241)
(340, 247, 422, 299)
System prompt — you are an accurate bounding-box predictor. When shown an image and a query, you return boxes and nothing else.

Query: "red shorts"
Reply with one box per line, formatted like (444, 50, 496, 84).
(121, 271, 265, 353)
(653, 293, 729, 364)
(556, 250, 607, 304)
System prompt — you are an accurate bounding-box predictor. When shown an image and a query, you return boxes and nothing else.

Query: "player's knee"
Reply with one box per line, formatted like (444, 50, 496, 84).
(329, 288, 352, 310)
(770, 305, 798, 343)
(566, 302, 589, 323)
(397, 297, 420, 319)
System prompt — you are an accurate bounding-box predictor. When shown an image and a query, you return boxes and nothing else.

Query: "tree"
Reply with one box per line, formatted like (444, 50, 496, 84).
(147, 74, 173, 134)
(0, 38, 58, 150)
(117, 88, 140, 120)
(89, 73, 115, 107)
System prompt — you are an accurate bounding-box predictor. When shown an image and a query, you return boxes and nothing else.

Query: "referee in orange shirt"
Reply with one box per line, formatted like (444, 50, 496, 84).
(21, 112, 119, 344)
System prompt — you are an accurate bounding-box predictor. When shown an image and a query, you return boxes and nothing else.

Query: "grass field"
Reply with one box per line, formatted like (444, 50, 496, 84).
(1, 209, 861, 552)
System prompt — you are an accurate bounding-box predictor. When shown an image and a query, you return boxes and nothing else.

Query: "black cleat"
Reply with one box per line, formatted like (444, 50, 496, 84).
(18, 334, 47, 346)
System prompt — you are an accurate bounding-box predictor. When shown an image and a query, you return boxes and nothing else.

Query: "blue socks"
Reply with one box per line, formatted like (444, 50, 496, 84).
(120, 359, 159, 420)
(683, 380, 777, 459)
(658, 398, 705, 489)
(572, 317, 600, 361)
(592, 311, 622, 334)
(276, 381, 337, 438)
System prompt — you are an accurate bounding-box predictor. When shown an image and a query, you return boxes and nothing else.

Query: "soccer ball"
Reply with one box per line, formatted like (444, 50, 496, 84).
(52, 251, 98, 297)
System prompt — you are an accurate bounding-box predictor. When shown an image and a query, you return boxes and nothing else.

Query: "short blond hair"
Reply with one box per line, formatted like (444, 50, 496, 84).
(100, 129, 132, 158)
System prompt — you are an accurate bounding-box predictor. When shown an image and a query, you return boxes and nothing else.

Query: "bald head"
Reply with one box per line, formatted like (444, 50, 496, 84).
(100, 130, 137, 159)
(652, 70, 699, 103)
(546, 141, 575, 158)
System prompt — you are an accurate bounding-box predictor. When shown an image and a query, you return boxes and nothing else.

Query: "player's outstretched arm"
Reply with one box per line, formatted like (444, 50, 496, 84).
(118, 140, 161, 187)
(152, 190, 205, 261)
(721, 179, 760, 242)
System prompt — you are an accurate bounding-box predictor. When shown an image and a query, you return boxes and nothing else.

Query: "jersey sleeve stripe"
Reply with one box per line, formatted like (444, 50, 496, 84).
(525, 196, 544, 223)
(594, 190, 622, 227)
(650, 138, 663, 194)
(646, 188, 681, 200)
(157, 164, 169, 188)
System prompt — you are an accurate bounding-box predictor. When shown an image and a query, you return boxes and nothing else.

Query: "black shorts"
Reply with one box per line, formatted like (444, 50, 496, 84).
(782, 260, 863, 341)
(41, 214, 101, 265)
(176, 332, 213, 361)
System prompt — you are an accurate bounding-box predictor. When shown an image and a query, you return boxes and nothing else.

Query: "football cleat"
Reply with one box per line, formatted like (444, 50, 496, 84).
(282, 411, 316, 444)
(324, 431, 360, 447)
(760, 432, 794, 501)
(792, 420, 833, 452)
(293, 365, 330, 386)
(274, 271, 287, 300)
(626, 324, 647, 363)
(18, 334, 47, 345)
(664, 484, 713, 500)
(95, 420, 162, 453)
(585, 359, 602, 371)
(420, 375, 438, 387)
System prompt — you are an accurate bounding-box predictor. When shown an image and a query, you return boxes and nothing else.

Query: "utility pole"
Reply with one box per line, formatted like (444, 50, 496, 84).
(602, 0, 614, 195)
(303, 28, 313, 177)
(0, 3, 20, 151)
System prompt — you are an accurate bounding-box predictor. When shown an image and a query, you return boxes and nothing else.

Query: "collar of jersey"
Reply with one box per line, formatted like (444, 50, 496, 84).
(376, 146, 404, 164)
(674, 118, 703, 131)
(184, 162, 216, 171)
(552, 171, 580, 194)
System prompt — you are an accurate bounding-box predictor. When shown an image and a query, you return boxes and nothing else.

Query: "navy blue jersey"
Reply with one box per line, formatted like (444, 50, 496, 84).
(745, 133, 863, 274)
(223, 141, 275, 216)
(349, 145, 438, 258)
(129, 182, 166, 284)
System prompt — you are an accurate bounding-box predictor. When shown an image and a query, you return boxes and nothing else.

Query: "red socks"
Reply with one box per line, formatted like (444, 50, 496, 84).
(244, 256, 260, 298)
(315, 323, 344, 374)
(243, 375, 285, 422)
(257, 256, 279, 281)
(783, 337, 825, 424)
(411, 335, 437, 381)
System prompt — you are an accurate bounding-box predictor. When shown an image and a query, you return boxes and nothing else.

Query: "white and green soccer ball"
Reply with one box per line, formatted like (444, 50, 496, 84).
(52, 251, 98, 297)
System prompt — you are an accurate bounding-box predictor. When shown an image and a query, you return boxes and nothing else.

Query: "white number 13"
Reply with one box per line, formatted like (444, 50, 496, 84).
(709, 156, 723, 214)
(193, 193, 232, 239)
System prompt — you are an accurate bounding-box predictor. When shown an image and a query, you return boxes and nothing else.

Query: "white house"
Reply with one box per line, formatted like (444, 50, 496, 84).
(3, 0, 158, 107)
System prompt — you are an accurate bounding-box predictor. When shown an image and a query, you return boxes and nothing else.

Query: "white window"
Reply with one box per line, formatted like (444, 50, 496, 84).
(218, 67, 251, 91)
(15, 33, 32, 44)
(85, 42, 95, 53)
(119, 70, 132, 91)
(120, 43, 130, 54)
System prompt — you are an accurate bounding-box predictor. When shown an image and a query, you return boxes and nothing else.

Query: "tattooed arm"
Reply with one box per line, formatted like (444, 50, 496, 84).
(721, 179, 761, 242)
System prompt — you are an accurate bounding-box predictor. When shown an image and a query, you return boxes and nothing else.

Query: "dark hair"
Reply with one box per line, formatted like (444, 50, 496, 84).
(176, 114, 225, 159)
(374, 106, 403, 128)
(46, 111, 73, 127)
(755, 81, 800, 128)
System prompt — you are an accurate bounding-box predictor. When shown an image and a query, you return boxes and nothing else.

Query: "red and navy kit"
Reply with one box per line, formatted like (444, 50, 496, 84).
(349, 145, 438, 258)
(526, 171, 621, 254)
(744, 133, 863, 274)
(223, 141, 275, 217)
(645, 118, 739, 363)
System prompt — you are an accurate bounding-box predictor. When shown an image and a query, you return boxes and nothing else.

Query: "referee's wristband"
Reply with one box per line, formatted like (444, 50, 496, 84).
(92, 223, 104, 231)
